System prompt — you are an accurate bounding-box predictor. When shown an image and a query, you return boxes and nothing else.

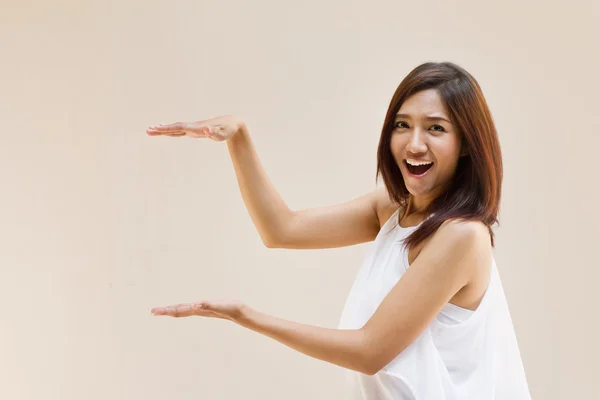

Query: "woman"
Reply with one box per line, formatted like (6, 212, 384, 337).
(146, 62, 531, 399)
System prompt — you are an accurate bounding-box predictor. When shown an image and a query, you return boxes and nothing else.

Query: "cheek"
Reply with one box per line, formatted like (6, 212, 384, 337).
(434, 141, 462, 171)
(389, 134, 404, 156)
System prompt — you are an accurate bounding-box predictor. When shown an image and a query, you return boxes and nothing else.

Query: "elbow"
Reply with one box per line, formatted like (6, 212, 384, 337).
(360, 343, 410, 375)
(356, 345, 384, 376)
(262, 227, 291, 249)
(361, 361, 383, 376)
(262, 234, 282, 249)
(261, 237, 275, 248)
(357, 334, 397, 376)
(263, 239, 278, 249)
(263, 211, 297, 249)
(360, 348, 408, 376)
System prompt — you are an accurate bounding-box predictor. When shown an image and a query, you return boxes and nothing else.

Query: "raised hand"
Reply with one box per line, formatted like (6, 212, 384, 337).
(146, 115, 246, 142)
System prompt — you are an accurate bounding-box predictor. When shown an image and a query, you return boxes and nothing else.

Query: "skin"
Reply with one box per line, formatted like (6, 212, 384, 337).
(146, 91, 492, 376)
(392, 88, 468, 221)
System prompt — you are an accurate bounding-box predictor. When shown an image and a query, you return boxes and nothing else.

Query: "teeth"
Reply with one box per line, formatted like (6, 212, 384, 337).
(406, 159, 433, 166)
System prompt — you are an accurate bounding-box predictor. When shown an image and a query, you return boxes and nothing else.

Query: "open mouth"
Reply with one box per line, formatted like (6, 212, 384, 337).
(405, 159, 434, 176)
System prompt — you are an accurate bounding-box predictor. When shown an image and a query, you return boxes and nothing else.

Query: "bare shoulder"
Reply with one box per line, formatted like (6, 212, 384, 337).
(435, 219, 492, 253)
(373, 187, 401, 229)
(430, 219, 493, 309)
(439, 218, 489, 235)
(417, 219, 493, 279)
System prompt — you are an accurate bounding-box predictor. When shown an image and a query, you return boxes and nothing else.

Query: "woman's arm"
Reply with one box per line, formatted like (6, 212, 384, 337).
(152, 300, 372, 374)
(227, 125, 384, 249)
(151, 220, 488, 375)
(238, 308, 373, 374)
(148, 117, 384, 250)
(239, 221, 486, 374)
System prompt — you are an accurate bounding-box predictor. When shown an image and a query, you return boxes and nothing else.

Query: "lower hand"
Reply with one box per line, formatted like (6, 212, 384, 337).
(151, 299, 249, 324)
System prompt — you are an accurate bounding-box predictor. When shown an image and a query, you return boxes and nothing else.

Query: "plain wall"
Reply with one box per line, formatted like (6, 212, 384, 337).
(1, 0, 599, 398)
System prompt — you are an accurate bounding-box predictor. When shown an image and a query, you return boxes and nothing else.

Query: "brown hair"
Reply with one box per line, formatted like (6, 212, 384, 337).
(376, 61, 502, 249)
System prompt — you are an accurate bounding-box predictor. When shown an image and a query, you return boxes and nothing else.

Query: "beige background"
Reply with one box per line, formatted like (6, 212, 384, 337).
(1, 0, 599, 399)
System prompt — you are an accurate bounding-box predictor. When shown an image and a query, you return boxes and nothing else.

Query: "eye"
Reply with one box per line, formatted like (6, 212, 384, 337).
(394, 121, 409, 129)
(430, 124, 445, 132)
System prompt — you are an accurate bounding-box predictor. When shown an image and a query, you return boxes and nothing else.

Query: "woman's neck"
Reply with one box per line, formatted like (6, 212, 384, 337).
(405, 195, 433, 215)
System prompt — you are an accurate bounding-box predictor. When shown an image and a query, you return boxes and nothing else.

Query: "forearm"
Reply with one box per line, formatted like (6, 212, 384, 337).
(226, 126, 291, 247)
(238, 306, 373, 374)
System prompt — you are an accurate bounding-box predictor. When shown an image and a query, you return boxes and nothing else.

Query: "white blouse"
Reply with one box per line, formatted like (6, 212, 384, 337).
(337, 209, 531, 399)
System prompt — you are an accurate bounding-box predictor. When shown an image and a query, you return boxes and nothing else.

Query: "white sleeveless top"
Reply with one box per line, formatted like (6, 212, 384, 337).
(337, 208, 531, 399)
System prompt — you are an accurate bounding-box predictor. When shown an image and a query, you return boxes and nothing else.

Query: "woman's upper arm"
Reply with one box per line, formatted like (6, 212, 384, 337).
(272, 187, 389, 250)
(360, 220, 491, 374)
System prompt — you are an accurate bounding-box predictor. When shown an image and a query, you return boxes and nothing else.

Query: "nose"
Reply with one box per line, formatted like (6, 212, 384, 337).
(406, 128, 428, 155)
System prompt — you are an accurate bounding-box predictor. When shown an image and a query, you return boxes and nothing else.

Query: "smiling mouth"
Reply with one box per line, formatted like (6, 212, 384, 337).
(404, 160, 434, 176)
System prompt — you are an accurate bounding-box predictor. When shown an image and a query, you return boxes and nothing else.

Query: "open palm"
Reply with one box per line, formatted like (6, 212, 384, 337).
(151, 299, 247, 323)
(146, 114, 245, 142)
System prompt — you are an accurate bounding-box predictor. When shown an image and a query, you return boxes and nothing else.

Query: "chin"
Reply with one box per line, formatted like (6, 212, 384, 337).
(401, 174, 431, 196)
(406, 185, 432, 197)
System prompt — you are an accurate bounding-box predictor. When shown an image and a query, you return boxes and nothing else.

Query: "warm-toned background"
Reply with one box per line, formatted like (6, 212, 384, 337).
(1, 1, 598, 399)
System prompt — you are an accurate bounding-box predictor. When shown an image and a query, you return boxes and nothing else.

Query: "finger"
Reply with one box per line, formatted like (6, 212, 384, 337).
(146, 127, 166, 136)
(152, 303, 195, 318)
(150, 306, 173, 316)
(147, 128, 189, 137)
(150, 307, 167, 315)
(147, 125, 211, 138)
(149, 122, 190, 132)
(151, 302, 215, 317)
(146, 127, 186, 136)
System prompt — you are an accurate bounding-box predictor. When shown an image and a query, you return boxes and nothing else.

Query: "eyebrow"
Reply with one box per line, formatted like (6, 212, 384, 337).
(395, 114, 451, 124)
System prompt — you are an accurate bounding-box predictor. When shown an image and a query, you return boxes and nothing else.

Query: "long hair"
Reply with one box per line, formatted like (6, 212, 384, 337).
(376, 62, 502, 249)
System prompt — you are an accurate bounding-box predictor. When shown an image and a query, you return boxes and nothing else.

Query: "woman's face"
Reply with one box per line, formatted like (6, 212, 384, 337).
(390, 89, 466, 201)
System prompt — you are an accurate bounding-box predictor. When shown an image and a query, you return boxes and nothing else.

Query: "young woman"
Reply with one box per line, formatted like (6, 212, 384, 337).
(146, 62, 531, 399)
